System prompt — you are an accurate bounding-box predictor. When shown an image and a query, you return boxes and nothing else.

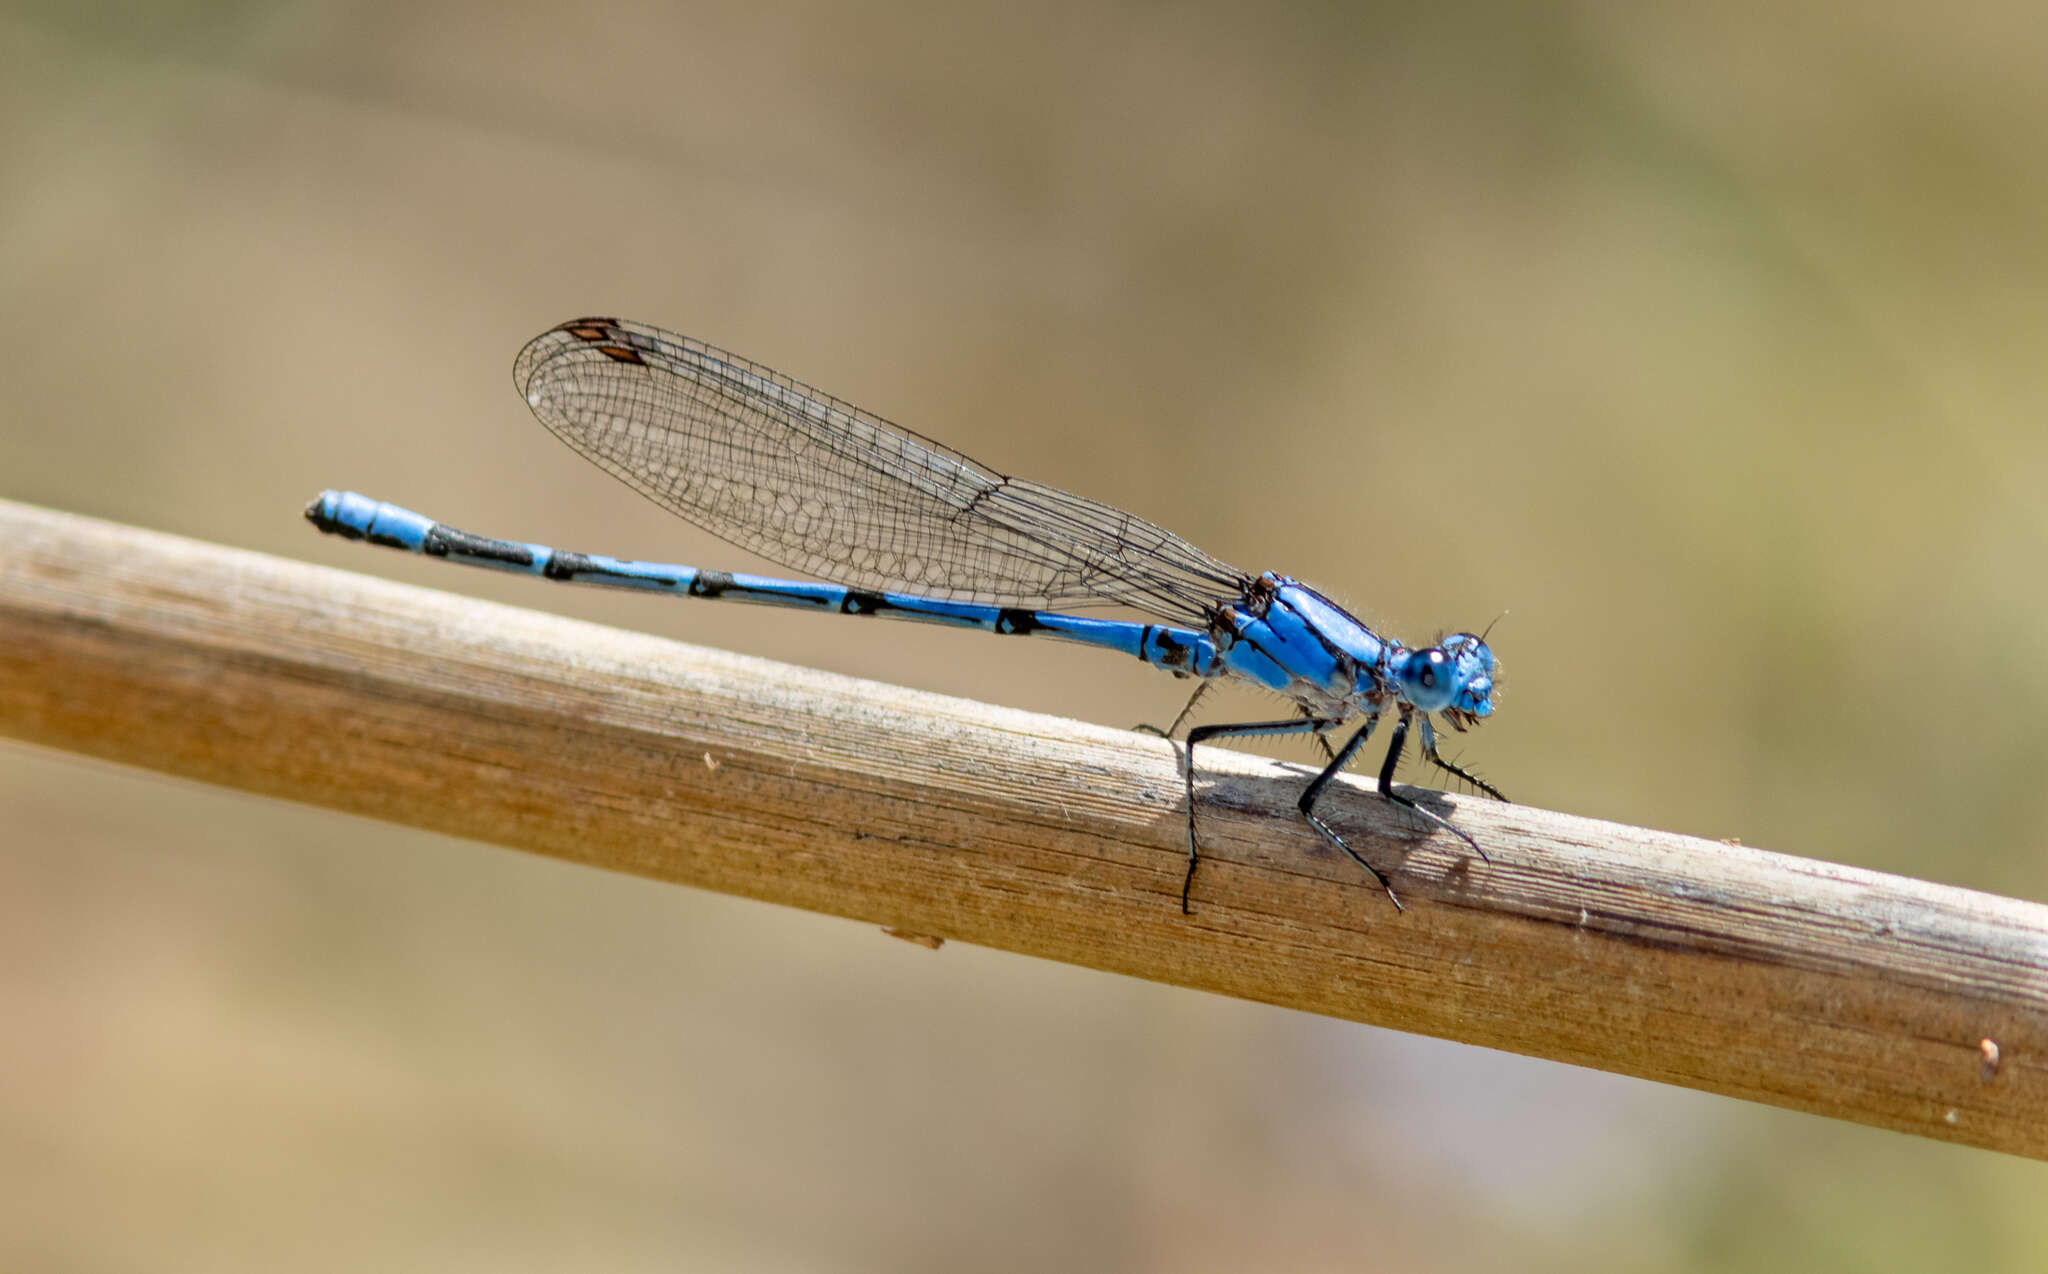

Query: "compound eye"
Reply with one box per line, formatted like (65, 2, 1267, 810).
(1399, 647, 1456, 710)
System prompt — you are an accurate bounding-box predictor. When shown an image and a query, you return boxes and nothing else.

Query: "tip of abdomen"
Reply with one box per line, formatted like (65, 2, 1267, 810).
(304, 490, 357, 537)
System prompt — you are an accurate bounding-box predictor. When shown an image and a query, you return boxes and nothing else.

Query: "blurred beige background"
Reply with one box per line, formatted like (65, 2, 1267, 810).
(6, 1, 2048, 1269)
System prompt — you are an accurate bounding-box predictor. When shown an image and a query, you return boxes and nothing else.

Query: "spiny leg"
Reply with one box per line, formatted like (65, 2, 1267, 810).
(1417, 714, 1507, 804)
(1293, 716, 1404, 909)
(1180, 715, 1340, 913)
(1135, 683, 1334, 765)
(1132, 680, 1211, 742)
(1376, 709, 1487, 861)
(1167, 681, 1213, 741)
(1306, 709, 1339, 763)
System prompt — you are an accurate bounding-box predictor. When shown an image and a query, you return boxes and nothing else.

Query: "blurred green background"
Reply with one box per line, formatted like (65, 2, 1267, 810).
(6, 1, 2048, 1269)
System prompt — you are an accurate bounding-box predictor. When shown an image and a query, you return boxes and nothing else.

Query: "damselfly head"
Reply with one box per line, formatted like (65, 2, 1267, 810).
(1392, 633, 1497, 725)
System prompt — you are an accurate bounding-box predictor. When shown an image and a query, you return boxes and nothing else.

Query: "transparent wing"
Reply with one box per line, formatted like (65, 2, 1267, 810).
(512, 318, 1250, 622)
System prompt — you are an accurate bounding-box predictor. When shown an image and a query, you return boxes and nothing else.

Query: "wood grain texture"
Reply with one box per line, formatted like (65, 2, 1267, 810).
(3, 496, 2044, 1156)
